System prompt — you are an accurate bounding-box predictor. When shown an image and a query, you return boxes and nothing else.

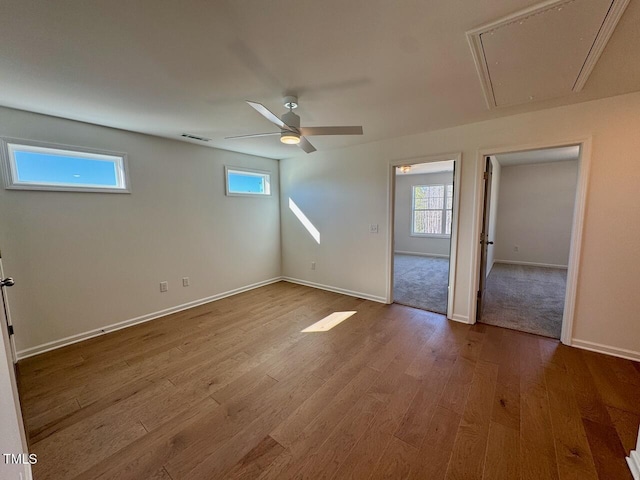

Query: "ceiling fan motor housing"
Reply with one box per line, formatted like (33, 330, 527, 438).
(282, 110, 301, 130)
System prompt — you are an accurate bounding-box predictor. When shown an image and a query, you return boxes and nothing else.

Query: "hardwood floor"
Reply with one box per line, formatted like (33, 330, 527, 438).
(16, 282, 639, 479)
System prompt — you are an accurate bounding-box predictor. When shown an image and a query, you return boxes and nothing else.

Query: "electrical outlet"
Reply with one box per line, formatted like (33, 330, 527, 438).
(369, 224, 379, 234)
(311, 262, 316, 270)
(514, 245, 519, 252)
(160, 281, 168, 292)
(182, 277, 190, 287)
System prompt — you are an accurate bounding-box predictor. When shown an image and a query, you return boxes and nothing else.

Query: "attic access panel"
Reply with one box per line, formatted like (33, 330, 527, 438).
(467, 0, 629, 108)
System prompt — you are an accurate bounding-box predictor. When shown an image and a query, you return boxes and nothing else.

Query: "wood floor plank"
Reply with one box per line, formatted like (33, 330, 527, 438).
(395, 357, 454, 447)
(482, 421, 520, 480)
(408, 406, 462, 480)
(369, 436, 418, 480)
(544, 365, 599, 480)
(583, 350, 640, 415)
(445, 360, 499, 480)
(606, 406, 640, 454)
(582, 418, 634, 480)
(294, 393, 383, 479)
(226, 435, 285, 480)
(260, 366, 381, 479)
(170, 373, 325, 480)
(438, 355, 476, 416)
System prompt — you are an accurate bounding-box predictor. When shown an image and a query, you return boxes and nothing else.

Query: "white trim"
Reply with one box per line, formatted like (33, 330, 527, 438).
(394, 251, 450, 259)
(470, 138, 592, 349)
(451, 314, 471, 324)
(387, 153, 461, 319)
(281, 277, 387, 304)
(560, 139, 591, 345)
(494, 259, 568, 269)
(571, 339, 640, 363)
(573, 0, 631, 92)
(16, 277, 283, 360)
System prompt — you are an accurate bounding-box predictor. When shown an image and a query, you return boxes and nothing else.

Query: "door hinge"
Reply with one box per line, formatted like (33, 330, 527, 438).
(483, 172, 489, 180)
(477, 290, 482, 299)
(7, 325, 14, 336)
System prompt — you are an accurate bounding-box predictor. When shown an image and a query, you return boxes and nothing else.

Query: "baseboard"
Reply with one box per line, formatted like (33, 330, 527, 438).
(451, 314, 471, 324)
(394, 251, 450, 259)
(571, 339, 640, 362)
(281, 277, 387, 304)
(628, 449, 640, 480)
(494, 259, 568, 269)
(16, 277, 283, 360)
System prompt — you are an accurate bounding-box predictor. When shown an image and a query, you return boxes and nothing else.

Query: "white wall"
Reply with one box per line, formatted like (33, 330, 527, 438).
(280, 90, 640, 358)
(394, 171, 453, 257)
(495, 160, 579, 267)
(0, 107, 281, 354)
(486, 156, 501, 276)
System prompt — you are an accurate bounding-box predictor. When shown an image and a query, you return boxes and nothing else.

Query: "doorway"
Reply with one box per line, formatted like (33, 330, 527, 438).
(388, 155, 461, 318)
(476, 145, 584, 340)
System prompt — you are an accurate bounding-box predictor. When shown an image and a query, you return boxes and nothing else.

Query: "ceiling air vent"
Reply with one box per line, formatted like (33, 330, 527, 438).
(467, 0, 630, 109)
(181, 133, 211, 142)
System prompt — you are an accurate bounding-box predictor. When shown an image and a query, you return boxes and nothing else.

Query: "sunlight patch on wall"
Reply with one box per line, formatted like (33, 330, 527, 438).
(289, 197, 320, 244)
(301, 311, 357, 332)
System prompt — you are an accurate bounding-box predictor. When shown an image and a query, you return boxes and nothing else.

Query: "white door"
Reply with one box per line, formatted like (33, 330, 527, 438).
(0, 254, 32, 479)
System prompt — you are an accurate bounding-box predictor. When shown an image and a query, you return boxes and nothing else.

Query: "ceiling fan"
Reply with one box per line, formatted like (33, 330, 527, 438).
(225, 95, 363, 153)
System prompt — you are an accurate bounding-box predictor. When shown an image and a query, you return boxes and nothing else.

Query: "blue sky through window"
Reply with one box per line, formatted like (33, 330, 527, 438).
(14, 151, 119, 186)
(227, 171, 267, 194)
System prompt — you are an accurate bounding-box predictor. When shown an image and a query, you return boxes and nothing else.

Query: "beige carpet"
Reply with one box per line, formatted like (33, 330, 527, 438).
(480, 263, 567, 339)
(393, 254, 449, 314)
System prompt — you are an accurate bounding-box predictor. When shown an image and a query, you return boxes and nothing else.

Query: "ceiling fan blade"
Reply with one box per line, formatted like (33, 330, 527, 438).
(246, 101, 294, 131)
(225, 132, 280, 140)
(298, 136, 316, 154)
(299, 126, 363, 136)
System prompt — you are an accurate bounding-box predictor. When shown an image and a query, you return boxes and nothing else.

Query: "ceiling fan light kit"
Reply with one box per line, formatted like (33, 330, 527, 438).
(225, 95, 363, 154)
(280, 132, 301, 144)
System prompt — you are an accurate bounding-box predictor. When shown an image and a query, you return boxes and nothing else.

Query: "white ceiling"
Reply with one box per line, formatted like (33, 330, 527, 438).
(0, 0, 638, 159)
(495, 145, 580, 166)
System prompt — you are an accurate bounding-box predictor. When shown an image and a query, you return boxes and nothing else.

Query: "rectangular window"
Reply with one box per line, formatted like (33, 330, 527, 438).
(1, 138, 129, 192)
(412, 183, 453, 236)
(225, 166, 271, 196)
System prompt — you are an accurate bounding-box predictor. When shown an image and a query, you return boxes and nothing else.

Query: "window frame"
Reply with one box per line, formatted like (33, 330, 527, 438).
(0, 137, 130, 193)
(410, 183, 453, 238)
(224, 165, 272, 197)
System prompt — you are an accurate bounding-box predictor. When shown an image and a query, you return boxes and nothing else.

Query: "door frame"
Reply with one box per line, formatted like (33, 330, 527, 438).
(469, 138, 592, 345)
(386, 152, 462, 319)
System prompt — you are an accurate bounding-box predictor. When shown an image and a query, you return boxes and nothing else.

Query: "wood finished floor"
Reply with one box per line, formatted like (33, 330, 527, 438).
(16, 282, 640, 480)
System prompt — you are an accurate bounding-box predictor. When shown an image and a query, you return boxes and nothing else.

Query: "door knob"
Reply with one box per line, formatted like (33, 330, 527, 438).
(0, 277, 15, 287)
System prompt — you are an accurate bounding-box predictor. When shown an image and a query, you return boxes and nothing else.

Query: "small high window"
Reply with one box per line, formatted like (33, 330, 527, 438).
(1, 138, 129, 192)
(225, 166, 271, 196)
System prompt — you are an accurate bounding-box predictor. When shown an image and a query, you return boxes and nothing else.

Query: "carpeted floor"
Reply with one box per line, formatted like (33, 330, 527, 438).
(393, 254, 449, 314)
(480, 263, 567, 339)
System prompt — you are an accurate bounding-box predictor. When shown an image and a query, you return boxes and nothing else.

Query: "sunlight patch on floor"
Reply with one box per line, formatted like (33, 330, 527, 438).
(301, 311, 357, 332)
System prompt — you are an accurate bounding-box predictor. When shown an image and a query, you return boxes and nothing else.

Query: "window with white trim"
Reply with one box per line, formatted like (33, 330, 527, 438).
(412, 184, 453, 236)
(225, 166, 271, 196)
(1, 138, 129, 192)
